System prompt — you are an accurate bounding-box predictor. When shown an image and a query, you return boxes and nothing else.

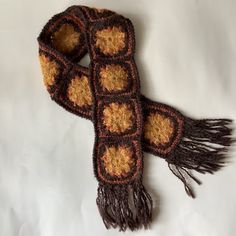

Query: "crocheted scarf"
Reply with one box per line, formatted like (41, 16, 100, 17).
(37, 5, 233, 231)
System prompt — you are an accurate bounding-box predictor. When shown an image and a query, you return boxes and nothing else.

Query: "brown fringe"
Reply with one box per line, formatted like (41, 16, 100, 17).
(96, 180, 152, 231)
(167, 118, 234, 198)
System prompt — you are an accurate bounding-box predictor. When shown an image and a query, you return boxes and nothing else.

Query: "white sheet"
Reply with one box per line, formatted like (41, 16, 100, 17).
(0, 0, 236, 235)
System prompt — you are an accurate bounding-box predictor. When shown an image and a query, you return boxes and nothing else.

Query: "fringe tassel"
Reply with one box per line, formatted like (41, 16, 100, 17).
(96, 180, 152, 231)
(167, 118, 234, 198)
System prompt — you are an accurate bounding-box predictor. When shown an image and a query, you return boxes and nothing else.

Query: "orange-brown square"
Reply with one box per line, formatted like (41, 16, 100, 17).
(92, 60, 138, 96)
(95, 140, 142, 184)
(96, 99, 142, 138)
(88, 15, 134, 60)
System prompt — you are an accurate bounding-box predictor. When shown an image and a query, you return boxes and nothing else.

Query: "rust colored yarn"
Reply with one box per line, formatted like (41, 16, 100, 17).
(38, 5, 234, 231)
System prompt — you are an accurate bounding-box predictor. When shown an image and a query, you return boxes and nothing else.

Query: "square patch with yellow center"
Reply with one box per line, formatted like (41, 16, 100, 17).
(89, 15, 134, 60)
(43, 16, 86, 62)
(142, 101, 184, 155)
(52, 67, 93, 119)
(95, 141, 142, 184)
(92, 60, 139, 96)
(96, 100, 142, 138)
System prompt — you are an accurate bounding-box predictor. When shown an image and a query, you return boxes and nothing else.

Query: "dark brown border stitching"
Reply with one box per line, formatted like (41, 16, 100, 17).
(80, 6, 116, 23)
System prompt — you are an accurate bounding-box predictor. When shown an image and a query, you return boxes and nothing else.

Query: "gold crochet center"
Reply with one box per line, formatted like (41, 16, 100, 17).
(99, 64, 129, 92)
(39, 54, 59, 88)
(51, 23, 80, 54)
(101, 145, 134, 177)
(95, 26, 125, 55)
(67, 75, 93, 107)
(102, 103, 134, 133)
(144, 113, 174, 145)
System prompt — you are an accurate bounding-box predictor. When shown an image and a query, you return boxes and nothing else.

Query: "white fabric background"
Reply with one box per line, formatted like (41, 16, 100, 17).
(0, 0, 236, 235)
